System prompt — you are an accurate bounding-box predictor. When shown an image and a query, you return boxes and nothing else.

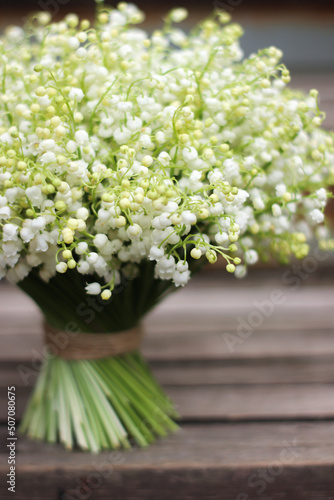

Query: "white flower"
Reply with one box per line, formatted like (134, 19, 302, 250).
(0, 9, 331, 294)
(276, 183, 287, 197)
(245, 249, 258, 265)
(190, 170, 202, 183)
(160, 227, 180, 245)
(66, 140, 77, 153)
(38, 96, 51, 108)
(85, 282, 101, 295)
(316, 188, 327, 203)
(56, 262, 67, 273)
(176, 260, 189, 272)
(35, 234, 48, 252)
(87, 252, 99, 264)
(310, 209, 324, 224)
(158, 152, 171, 166)
(76, 207, 89, 220)
(272, 204, 282, 217)
(244, 156, 256, 169)
(68, 37, 80, 49)
(181, 210, 196, 225)
(253, 197, 265, 210)
(215, 232, 229, 245)
(75, 242, 88, 255)
(127, 116, 142, 131)
(235, 265, 247, 279)
(223, 158, 239, 178)
(170, 8, 188, 23)
(108, 239, 123, 254)
(117, 101, 132, 112)
(0, 206, 10, 219)
(31, 217, 47, 232)
(182, 147, 198, 162)
(114, 127, 132, 144)
(77, 260, 90, 274)
(75, 130, 89, 146)
(26, 186, 44, 207)
(69, 87, 84, 102)
(173, 269, 190, 286)
(7, 261, 30, 282)
(39, 139, 56, 152)
(94, 256, 107, 276)
(127, 224, 142, 240)
(94, 234, 108, 249)
(157, 255, 175, 270)
(98, 209, 111, 222)
(76, 47, 87, 59)
(0, 132, 13, 145)
(109, 10, 126, 26)
(149, 245, 165, 260)
(0, 196, 8, 207)
(152, 213, 172, 230)
(139, 133, 153, 149)
(3, 241, 22, 257)
(40, 152, 57, 165)
(155, 131, 165, 144)
(3, 224, 18, 241)
(6, 26, 24, 41)
(210, 202, 224, 216)
(170, 29, 187, 46)
(20, 227, 34, 243)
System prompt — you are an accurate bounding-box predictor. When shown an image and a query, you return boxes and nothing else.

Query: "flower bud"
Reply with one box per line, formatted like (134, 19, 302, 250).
(190, 248, 202, 260)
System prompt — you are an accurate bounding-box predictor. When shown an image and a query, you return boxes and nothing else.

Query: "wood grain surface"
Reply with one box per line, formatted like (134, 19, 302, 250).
(1, 263, 334, 499)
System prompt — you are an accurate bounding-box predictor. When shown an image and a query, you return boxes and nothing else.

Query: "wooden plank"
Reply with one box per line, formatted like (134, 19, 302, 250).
(143, 329, 334, 361)
(3, 382, 334, 423)
(149, 358, 334, 385)
(168, 385, 334, 420)
(3, 278, 334, 317)
(2, 281, 334, 361)
(4, 328, 334, 363)
(2, 465, 334, 500)
(1, 273, 334, 498)
(1, 423, 334, 499)
(2, 277, 334, 318)
(4, 356, 334, 387)
(1, 422, 334, 464)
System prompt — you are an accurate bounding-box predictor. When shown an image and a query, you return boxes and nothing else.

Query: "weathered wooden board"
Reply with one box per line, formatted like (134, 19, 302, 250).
(2, 421, 334, 464)
(1, 266, 334, 498)
(2, 465, 334, 500)
(2, 382, 334, 424)
(4, 356, 334, 387)
(2, 278, 334, 362)
(1, 423, 334, 500)
(4, 328, 334, 363)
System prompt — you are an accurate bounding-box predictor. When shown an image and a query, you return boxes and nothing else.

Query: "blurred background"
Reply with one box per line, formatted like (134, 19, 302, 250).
(1, 0, 334, 74)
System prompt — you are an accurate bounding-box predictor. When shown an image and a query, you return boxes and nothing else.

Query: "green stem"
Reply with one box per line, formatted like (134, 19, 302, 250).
(20, 351, 179, 452)
(18, 261, 189, 452)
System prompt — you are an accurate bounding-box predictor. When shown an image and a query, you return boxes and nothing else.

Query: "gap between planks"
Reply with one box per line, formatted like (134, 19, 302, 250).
(1, 422, 334, 465)
(1, 423, 334, 499)
(2, 383, 334, 423)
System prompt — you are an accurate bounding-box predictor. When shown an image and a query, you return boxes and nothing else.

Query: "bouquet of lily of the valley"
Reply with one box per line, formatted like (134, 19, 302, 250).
(1, 1, 333, 452)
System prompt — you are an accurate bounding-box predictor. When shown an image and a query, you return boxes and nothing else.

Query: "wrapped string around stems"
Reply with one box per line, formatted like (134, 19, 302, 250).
(18, 260, 205, 452)
(20, 335, 179, 452)
(44, 323, 143, 360)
